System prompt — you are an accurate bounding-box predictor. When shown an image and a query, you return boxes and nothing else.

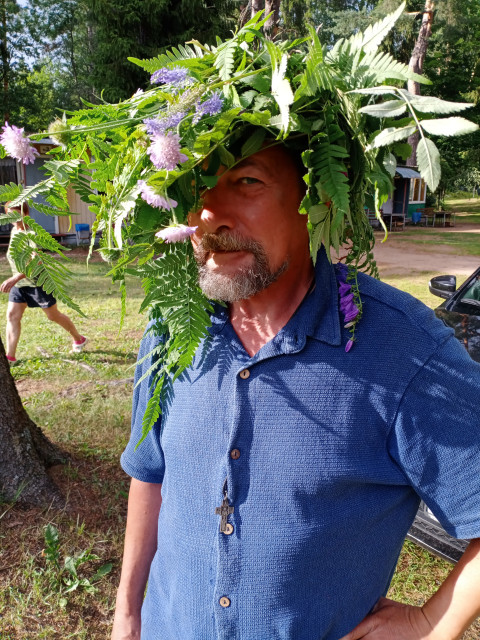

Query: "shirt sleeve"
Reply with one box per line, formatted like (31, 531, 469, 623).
(120, 323, 166, 483)
(388, 335, 480, 540)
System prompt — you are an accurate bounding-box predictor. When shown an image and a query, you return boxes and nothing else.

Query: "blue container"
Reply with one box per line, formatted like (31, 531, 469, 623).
(75, 223, 90, 232)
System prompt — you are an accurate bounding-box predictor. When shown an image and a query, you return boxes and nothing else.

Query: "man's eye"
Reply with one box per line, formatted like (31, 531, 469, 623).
(240, 177, 260, 185)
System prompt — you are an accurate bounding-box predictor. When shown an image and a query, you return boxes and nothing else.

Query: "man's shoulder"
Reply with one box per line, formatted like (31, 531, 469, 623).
(356, 271, 453, 348)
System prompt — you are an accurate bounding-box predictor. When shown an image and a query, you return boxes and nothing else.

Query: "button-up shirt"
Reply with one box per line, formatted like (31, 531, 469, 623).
(121, 249, 480, 640)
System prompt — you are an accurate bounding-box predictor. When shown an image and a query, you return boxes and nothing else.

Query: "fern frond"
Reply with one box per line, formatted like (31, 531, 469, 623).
(8, 179, 55, 208)
(128, 43, 211, 73)
(310, 125, 351, 232)
(214, 39, 238, 81)
(0, 209, 21, 224)
(0, 182, 22, 202)
(27, 253, 83, 315)
(23, 216, 69, 255)
(349, 2, 406, 54)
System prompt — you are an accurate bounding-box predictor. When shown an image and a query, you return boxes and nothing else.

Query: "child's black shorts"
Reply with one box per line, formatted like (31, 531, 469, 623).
(9, 286, 57, 308)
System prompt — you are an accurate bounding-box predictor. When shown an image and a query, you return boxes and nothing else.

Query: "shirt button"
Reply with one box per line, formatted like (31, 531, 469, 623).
(239, 368, 250, 379)
(219, 596, 231, 608)
(223, 523, 234, 535)
(230, 448, 241, 460)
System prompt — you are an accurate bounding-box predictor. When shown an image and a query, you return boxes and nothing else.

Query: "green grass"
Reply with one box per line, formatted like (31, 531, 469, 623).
(1, 221, 480, 638)
(445, 196, 480, 223)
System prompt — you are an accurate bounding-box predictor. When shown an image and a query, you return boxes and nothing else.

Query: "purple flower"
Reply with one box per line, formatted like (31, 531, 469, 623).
(138, 180, 177, 211)
(144, 111, 186, 136)
(335, 262, 361, 351)
(193, 91, 224, 123)
(147, 131, 188, 171)
(151, 67, 193, 88)
(338, 281, 351, 296)
(0, 123, 39, 165)
(155, 224, 198, 243)
(344, 307, 360, 323)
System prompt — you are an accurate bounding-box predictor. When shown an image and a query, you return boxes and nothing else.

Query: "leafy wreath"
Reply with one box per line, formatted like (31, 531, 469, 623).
(1, 2, 477, 440)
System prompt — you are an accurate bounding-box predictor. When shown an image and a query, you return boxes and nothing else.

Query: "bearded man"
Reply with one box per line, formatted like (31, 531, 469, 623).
(112, 145, 480, 640)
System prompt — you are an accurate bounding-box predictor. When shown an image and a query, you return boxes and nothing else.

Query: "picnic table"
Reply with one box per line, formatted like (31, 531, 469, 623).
(415, 208, 456, 227)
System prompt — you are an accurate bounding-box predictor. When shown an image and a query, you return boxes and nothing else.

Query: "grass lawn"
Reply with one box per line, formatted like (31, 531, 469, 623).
(0, 211, 479, 638)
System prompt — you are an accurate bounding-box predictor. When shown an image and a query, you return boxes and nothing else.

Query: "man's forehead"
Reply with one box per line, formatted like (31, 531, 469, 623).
(232, 146, 291, 176)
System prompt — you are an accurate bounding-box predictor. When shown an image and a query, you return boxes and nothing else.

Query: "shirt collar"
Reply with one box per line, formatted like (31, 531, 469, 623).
(208, 246, 341, 347)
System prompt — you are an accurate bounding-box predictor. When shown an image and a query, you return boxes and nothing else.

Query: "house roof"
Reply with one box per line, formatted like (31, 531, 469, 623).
(396, 166, 421, 179)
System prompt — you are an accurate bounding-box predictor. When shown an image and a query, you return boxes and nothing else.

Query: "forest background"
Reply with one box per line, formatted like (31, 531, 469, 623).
(2, 0, 480, 196)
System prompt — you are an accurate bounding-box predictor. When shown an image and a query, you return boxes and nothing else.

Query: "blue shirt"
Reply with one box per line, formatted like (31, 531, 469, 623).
(121, 249, 480, 640)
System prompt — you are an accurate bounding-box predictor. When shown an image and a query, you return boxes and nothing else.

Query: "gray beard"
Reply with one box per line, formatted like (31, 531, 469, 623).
(194, 232, 288, 302)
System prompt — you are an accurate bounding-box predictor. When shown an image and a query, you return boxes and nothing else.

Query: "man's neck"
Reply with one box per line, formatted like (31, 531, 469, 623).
(229, 257, 314, 357)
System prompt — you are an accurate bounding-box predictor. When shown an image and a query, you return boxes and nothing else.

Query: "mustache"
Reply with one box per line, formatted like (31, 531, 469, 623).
(196, 232, 263, 254)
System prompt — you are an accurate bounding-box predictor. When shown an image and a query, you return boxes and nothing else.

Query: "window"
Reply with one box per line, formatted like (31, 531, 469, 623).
(409, 178, 426, 203)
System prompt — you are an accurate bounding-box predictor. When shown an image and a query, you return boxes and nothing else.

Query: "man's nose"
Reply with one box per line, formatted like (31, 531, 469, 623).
(193, 186, 235, 235)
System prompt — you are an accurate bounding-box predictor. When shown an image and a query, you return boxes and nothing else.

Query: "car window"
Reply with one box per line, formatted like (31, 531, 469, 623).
(461, 277, 480, 307)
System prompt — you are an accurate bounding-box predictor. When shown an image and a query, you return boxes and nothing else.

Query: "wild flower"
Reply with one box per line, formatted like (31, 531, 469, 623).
(193, 92, 224, 124)
(335, 262, 361, 352)
(151, 67, 193, 89)
(138, 180, 177, 210)
(0, 123, 39, 164)
(147, 131, 188, 171)
(155, 224, 198, 243)
(144, 111, 186, 136)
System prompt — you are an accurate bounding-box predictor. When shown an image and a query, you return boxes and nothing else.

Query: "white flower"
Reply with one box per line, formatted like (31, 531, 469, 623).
(0, 123, 39, 164)
(138, 180, 177, 211)
(155, 224, 198, 243)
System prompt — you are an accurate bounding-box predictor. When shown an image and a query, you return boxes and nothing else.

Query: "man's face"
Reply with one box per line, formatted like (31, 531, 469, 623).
(189, 145, 309, 302)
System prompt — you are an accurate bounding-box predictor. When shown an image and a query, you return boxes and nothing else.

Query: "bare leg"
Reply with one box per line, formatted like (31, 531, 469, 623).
(43, 304, 83, 342)
(6, 301, 27, 359)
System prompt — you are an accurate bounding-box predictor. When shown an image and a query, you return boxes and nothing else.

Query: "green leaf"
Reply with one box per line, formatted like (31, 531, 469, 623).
(359, 100, 407, 118)
(200, 174, 218, 188)
(241, 129, 266, 158)
(215, 39, 237, 81)
(419, 117, 479, 137)
(417, 137, 441, 192)
(392, 143, 412, 161)
(92, 563, 113, 581)
(308, 204, 329, 224)
(9, 179, 55, 208)
(401, 91, 475, 114)
(217, 145, 235, 168)
(370, 125, 417, 148)
(348, 86, 398, 96)
(349, 1, 406, 54)
(0, 182, 22, 202)
(383, 153, 397, 177)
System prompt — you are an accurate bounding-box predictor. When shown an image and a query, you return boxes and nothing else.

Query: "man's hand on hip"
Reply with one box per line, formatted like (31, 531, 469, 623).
(339, 597, 446, 640)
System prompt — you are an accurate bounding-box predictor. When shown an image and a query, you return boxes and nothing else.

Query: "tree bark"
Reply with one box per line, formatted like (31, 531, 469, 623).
(0, 337, 66, 508)
(407, 1, 435, 166)
(264, 0, 281, 39)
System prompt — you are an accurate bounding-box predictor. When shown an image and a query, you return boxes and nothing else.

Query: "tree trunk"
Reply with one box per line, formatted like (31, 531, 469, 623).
(406, 1, 435, 166)
(264, 0, 281, 39)
(0, 337, 66, 507)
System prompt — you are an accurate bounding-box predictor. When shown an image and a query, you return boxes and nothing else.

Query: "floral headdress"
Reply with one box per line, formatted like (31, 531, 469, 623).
(1, 3, 477, 441)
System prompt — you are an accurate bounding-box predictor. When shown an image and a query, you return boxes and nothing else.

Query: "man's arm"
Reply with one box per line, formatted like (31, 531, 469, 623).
(0, 273, 25, 293)
(340, 537, 480, 640)
(111, 478, 163, 640)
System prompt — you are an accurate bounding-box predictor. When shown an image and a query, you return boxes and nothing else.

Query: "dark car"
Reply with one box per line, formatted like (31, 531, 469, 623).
(407, 268, 480, 563)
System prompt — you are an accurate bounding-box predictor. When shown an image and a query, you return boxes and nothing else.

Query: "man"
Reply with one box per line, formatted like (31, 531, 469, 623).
(0, 203, 87, 362)
(112, 145, 480, 639)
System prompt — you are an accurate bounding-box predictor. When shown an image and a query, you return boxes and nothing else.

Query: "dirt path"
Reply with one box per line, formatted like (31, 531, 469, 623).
(372, 224, 479, 277)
